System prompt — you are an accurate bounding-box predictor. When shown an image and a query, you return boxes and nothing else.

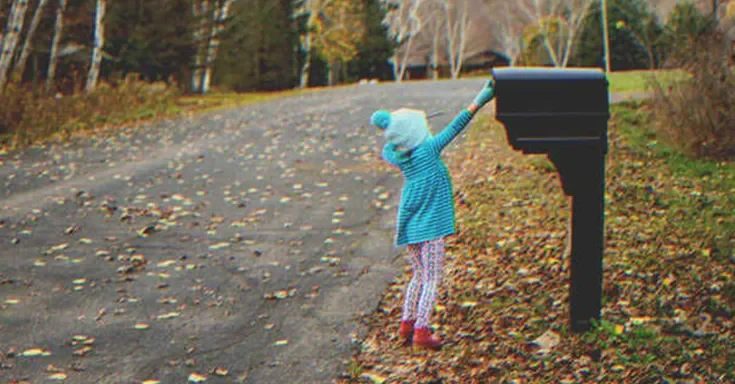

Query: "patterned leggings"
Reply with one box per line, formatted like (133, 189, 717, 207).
(401, 238, 445, 328)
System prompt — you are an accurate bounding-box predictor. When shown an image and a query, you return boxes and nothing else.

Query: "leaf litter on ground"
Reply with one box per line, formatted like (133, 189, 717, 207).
(338, 104, 735, 383)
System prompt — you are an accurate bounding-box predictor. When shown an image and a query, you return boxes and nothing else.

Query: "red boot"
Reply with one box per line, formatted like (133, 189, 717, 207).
(413, 327, 442, 350)
(399, 319, 415, 339)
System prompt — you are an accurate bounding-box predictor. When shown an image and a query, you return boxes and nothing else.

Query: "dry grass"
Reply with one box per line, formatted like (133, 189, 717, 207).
(0, 77, 339, 150)
(649, 32, 735, 160)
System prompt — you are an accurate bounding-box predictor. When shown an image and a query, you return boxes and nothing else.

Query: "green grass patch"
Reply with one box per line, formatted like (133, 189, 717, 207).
(466, 68, 691, 93)
(606, 69, 691, 93)
(610, 101, 735, 257)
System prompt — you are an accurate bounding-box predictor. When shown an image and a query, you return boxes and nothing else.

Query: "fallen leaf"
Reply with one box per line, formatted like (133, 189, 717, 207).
(156, 312, 181, 320)
(614, 324, 625, 335)
(212, 367, 229, 376)
(22, 348, 52, 357)
(46, 364, 64, 372)
(48, 373, 67, 380)
(157, 260, 177, 267)
(188, 372, 207, 382)
(361, 372, 387, 384)
(137, 225, 156, 237)
(209, 242, 230, 250)
(530, 330, 560, 352)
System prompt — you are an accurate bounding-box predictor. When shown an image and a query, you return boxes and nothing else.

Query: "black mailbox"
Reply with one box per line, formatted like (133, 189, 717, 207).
(491, 67, 610, 333)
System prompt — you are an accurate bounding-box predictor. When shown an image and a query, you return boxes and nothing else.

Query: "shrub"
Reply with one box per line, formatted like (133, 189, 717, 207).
(649, 32, 735, 160)
(0, 74, 180, 147)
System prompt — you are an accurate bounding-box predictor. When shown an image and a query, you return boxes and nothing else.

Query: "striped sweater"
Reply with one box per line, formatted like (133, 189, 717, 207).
(382, 110, 475, 247)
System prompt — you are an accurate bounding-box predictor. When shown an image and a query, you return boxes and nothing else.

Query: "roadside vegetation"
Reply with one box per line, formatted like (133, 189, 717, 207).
(339, 14, 735, 383)
(338, 82, 735, 384)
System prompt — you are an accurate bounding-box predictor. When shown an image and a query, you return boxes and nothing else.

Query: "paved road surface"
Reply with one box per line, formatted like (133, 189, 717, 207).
(0, 79, 493, 383)
(0, 78, 646, 383)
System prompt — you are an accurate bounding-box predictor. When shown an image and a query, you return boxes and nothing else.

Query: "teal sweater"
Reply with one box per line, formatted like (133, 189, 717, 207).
(382, 110, 475, 247)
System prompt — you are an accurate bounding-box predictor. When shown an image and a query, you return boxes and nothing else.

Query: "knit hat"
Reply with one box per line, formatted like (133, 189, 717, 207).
(370, 108, 433, 151)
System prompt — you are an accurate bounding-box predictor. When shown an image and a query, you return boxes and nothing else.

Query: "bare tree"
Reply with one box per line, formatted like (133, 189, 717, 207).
(382, 0, 424, 82)
(518, 0, 595, 67)
(191, 0, 210, 93)
(294, 0, 318, 88)
(85, 0, 105, 92)
(189, 0, 233, 94)
(294, 0, 336, 88)
(419, 0, 445, 79)
(46, 0, 65, 92)
(0, 0, 29, 89)
(13, 0, 48, 80)
(440, 0, 473, 78)
(492, 1, 526, 66)
(200, 0, 233, 93)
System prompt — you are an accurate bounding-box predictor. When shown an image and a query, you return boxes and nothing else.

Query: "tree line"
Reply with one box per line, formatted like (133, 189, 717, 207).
(0, 0, 395, 94)
(387, 0, 734, 75)
(0, 0, 732, 96)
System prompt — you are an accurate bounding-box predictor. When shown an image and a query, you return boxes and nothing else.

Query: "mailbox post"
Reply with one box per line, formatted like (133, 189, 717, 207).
(491, 67, 610, 333)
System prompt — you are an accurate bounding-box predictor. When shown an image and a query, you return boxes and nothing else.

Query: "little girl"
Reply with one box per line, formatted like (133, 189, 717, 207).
(370, 80, 495, 350)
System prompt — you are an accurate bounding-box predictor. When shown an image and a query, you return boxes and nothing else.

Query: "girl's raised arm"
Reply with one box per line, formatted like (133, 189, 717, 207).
(426, 79, 495, 155)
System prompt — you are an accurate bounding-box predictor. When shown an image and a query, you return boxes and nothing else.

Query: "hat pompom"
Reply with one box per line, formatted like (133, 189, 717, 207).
(371, 110, 391, 130)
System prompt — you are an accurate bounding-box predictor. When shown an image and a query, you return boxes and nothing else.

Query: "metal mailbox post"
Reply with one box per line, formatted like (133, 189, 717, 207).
(491, 67, 610, 333)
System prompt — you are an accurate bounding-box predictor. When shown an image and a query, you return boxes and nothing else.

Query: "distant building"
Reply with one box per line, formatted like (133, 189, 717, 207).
(403, 49, 510, 80)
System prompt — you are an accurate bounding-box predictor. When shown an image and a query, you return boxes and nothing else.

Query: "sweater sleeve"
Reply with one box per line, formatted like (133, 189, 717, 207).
(426, 110, 474, 155)
(382, 142, 401, 166)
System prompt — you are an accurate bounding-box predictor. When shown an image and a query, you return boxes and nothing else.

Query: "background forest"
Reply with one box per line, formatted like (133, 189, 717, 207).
(0, 0, 733, 149)
(0, 0, 732, 93)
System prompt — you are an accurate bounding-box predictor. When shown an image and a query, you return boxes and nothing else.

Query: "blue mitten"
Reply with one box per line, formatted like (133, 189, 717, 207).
(472, 79, 495, 108)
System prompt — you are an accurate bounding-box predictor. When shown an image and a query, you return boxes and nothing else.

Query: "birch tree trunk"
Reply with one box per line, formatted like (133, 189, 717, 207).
(450, 0, 469, 79)
(200, 0, 233, 94)
(191, 0, 210, 93)
(299, 14, 314, 89)
(495, 2, 523, 66)
(46, 0, 65, 91)
(442, 1, 458, 79)
(13, 0, 48, 81)
(0, 0, 30, 89)
(426, 0, 443, 80)
(85, 0, 105, 92)
(384, 0, 424, 83)
(430, 30, 439, 79)
(299, 52, 311, 87)
(395, 34, 413, 82)
(520, 0, 593, 68)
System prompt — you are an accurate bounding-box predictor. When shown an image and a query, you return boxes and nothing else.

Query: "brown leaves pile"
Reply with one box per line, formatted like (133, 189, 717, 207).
(339, 105, 735, 383)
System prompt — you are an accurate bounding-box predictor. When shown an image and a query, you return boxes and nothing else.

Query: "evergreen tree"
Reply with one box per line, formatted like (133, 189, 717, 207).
(346, 0, 395, 82)
(215, 0, 299, 91)
(573, 0, 663, 70)
(664, 2, 716, 53)
(104, 0, 195, 83)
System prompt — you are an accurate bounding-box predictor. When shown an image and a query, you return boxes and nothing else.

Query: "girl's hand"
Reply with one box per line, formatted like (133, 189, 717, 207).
(471, 79, 495, 109)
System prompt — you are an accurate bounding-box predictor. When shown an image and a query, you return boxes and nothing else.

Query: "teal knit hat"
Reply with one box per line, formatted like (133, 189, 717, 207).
(370, 108, 434, 151)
